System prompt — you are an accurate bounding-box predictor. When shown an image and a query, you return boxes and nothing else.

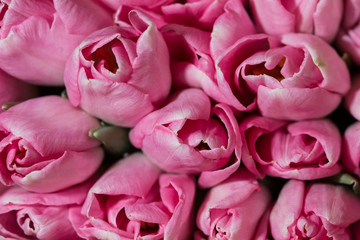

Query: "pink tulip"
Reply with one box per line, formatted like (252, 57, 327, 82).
(164, 0, 256, 106)
(0, 179, 93, 240)
(240, 115, 342, 179)
(0, 69, 37, 109)
(336, 0, 360, 65)
(0, 96, 103, 193)
(250, 0, 343, 43)
(130, 88, 241, 187)
(342, 121, 360, 178)
(0, 0, 112, 85)
(214, 33, 350, 120)
(163, 0, 255, 57)
(65, 10, 171, 127)
(196, 169, 271, 240)
(345, 74, 360, 120)
(70, 153, 195, 240)
(270, 180, 360, 239)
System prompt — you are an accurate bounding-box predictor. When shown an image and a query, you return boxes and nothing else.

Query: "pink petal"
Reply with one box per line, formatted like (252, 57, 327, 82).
(0, 15, 79, 85)
(257, 86, 342, 120)
(312, 0, 343, 42)
(83, 153, 161, 219)
(215, 34, 272, 111)
(198, 103, 242, 188)
(0, 96, 101, 156)
(197, 169, 271, 239)
(171, 62, 229, 105)
(281, 33, 350, 94)
(16, 207, 80, 240)
(211, 0, 256, 60)
(0, 179, 93, 208)
(130, 88, 211, 148)
(53, 0, 112, 35)
(161, 23, 211, 55)
(0, 211, 32, 240)
(160, 174, 196, 240)
(286, 119, 341, 167)
(262, 164, 341, 180)
(304, 183, 360, 228)
(12, 148, 103, 193)
(240, 115, 288, 178)
(270, 180, 305, 239)
(127, 10, 171, 105)
(250, 0, 295, 36)
(77, 73, 155, 127)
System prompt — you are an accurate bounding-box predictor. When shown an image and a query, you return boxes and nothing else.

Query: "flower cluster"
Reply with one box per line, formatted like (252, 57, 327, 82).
(1, 0, 360, 239)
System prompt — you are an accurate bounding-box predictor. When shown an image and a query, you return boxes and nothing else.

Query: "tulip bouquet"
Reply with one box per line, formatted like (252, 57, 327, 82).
(2, 0, 360, 239)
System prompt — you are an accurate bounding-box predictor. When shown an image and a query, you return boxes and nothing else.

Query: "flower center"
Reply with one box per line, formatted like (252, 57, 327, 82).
(91, 40, 119, 74)
(195, 140, 211, 151)
(140, 221, 159, 236)
(296, 214, 321, 239)
(0, 2, 8, 27)
(246, 57, 286, 81)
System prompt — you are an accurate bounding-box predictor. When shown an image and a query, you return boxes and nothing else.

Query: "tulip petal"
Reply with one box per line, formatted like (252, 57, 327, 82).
(89, 153, 161, 198)
(0, 96, 101, 156)
(270, 180, 305, 239)
(130, 88, 211, 148)
(127, 10, 171, 105)
(12, 148, 103, 193)
(53, 0, 112, 35)
(313, 0, 343, 42)
(281, 33, 350, 94)
(160, 174, 195, 240)
(211, 0, 256, 60)
(257, 86, 342, 120)
(304, 183, 360, 228)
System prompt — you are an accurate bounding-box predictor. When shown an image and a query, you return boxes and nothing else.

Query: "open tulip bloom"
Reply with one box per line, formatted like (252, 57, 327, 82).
(69, 153, 195, 240)
(196, 169, 271, 240)
(0, 179, 94, 240)
(270, 180, 360, 239)
(130, 88, 242, 188)
(239, 115, 342, 180)
(64, 10, 171, 127)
